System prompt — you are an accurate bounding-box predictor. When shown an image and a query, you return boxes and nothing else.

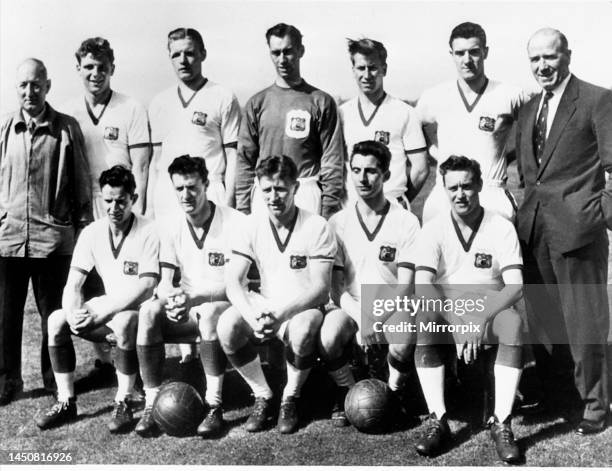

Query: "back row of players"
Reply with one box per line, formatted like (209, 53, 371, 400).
(16, 20, 528, 463)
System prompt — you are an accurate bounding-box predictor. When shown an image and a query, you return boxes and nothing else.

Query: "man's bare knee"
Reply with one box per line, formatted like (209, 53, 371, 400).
(288, 309, 323, 355)
(48, 309, 70, 345)
(217, 306, 249, 353)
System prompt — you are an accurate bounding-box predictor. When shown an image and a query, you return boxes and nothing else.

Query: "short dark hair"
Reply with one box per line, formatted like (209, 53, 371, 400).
(167, 155, 208, 182)
(75, 37, 115, 65)
(439, 155, 483, 185)
(256, 155, 298, 182)
(449, 22, 487, 48)
(350, 140, 391, 174)
(347, 38, 387, 65)
(167, 27, 205, 54)
(99, 165, 136, 194)
(265, 23, 303, 48)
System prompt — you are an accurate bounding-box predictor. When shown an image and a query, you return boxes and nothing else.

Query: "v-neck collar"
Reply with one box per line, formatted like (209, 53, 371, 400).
(85, 91, 113, 126)
(177, 78, 208, 109)
(108, 213, 135, 259)
(269, 208, 299, 253)
(358, 93, 386, 127)
(186, 202, 216, 249)
(456, 79, 488, 113)
(451, 208, 484, 252)
(355, 200, 390, 242)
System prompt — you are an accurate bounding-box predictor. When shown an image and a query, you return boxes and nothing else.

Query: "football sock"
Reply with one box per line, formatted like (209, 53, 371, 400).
(496, 344, 523, 368)
(283, 349, 316, 400)
(231, 351, 273, 399)
(115, 348, 138, 402)
(414, 345, 446, 418)
(49, 345, 76, 373)
(329, 364, 355, 388)
(283, 361, 310, 400)
(136, 344, 165, 388)
(115, 371, 137, 402)
(93, 342, 113, 365)
(55, 372, 75, 402)
(204, 374, 224, 407)
(201, 340, 227, 407)
(387, 351, 414, 392)
(201, 340, 227, 375)
(144, 387, 159, 407)
(494, 364, 522, 422)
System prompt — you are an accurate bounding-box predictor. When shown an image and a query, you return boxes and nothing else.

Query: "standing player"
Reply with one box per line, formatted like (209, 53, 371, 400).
(35, 166, 159, 433)
(148, 27, 241, 363)
(417, 22, 526, 223)
(135, 155, 245, 438)
(148, 27, 241, 218)
(319, 140, 420, 426)
(413, 156, 524, 463)
(340, 38, 429, 209)
(235, 23, 344, 219)
(61, 37, 151, 375)
(62, 37, 151, 218)
(218, 155, 336, 434)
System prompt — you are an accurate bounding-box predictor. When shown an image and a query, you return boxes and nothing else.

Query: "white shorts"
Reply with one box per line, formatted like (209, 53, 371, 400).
(250, 176, 321, 217)
(422, 181, 517, 224)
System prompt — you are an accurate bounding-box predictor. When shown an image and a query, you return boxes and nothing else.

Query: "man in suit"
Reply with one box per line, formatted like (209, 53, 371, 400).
(516, 28, 612, 434)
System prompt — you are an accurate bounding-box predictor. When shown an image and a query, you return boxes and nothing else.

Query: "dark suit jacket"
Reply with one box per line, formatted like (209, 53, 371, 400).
(516, 75, 612, 253)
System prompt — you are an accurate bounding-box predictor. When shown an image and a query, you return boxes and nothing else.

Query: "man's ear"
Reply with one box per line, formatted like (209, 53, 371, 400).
(132, 193, 139, 204)
(383, 170, 391, 182)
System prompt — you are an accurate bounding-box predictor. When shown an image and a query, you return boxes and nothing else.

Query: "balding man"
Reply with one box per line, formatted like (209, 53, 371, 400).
(0, 59, 92, 405)
(516, 28, 612, 434)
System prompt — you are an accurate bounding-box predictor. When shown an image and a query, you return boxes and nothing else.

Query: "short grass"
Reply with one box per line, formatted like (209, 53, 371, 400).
(1, 161, 612, 466)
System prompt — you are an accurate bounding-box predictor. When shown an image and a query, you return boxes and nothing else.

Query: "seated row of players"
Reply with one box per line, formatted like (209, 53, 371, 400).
(34, 143, 525, 463)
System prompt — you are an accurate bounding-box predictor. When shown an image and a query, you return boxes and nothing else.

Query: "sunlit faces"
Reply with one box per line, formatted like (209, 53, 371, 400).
(77, 53, 114, 97)
(527, 31, 571, 91)
(351, 52, 386, 97)
(268, 34, 304, 83)
(350, 153, 389, 200)
(169, 38, 205, 86)
(101, 185, 137, 227)
(450, 37, 488, 84)
(443, 169, 482, 218)
(16, 61, 50, 117)
(259, 174, 299, 219)
(171, 172, 209, 216)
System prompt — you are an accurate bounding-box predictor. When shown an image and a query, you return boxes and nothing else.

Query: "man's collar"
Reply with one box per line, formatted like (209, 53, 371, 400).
(545, 73, 572, 98)
(15, 103, 55, 132)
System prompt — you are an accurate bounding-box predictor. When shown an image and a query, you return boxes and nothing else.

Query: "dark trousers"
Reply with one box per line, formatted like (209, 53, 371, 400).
(523, 222, 609, 422)
(0, 256, 71, 390)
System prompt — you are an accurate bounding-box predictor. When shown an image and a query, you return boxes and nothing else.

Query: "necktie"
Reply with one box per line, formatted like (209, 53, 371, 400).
(534, 91, 553, 165)
(28, 120, 36, 136)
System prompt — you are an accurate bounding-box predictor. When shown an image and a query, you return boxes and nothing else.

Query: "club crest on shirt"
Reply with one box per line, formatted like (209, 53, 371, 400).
(379, 245, 396, 262)
(374, 130, 390, 145)
(123, 261, 139, 275)
(285, 109, 311, 139)
(474, 253, 492, 269)
(104, 126, 119, 140)
(478, 116, 495, 132)
(290, 255, 308, 269)
(192, 111, 207, 126)
(208, 252, 225, 267)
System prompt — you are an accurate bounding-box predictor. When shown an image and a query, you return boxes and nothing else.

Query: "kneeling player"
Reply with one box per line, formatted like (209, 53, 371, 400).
(135, 156, 244, 438)
(413, 156, 523, 463)
(36, 166, 159, 433)
(319, 140, 421, 426)
(218, 155, 336, 434)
